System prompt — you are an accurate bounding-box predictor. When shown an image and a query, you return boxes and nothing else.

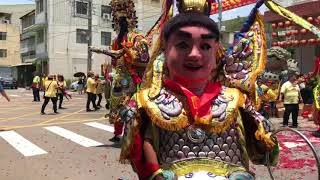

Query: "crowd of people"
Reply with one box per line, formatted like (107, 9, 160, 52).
(31, 70, 111, 115)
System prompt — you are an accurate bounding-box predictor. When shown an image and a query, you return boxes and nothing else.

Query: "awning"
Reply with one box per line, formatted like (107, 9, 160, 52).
(11, 62, 33, 67)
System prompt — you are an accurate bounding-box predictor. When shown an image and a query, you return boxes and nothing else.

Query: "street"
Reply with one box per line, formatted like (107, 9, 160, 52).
(0, 89, 319, 180)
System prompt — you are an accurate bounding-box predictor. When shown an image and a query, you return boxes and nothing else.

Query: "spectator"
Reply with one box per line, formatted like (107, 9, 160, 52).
(95, 74, 104, 108)
(86, 71, 99, 112)
(32, 71, 41, 102)
(0, 83, 10, 101)
(279, 73, 302, 128)
(57, 75, 67, 109)
(41, 75, 58, 114)
(77, 76, 85, 94)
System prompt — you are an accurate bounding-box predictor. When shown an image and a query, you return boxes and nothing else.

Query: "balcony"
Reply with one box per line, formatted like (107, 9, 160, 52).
(35, 12, 46, 25)
(21, 46, 36, 54)
(36, 42, 47, 59)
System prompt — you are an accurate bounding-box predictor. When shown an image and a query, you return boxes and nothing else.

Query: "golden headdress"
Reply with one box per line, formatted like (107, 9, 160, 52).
(110, 0, 138, 32)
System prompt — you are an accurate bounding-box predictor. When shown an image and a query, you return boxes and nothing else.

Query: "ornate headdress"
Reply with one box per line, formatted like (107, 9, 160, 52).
(110, 0, 138, 32)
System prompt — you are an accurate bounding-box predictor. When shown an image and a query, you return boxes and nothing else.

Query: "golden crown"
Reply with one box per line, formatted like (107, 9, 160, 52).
(110, 0, 138, 32)
(178, 0, 210, 15)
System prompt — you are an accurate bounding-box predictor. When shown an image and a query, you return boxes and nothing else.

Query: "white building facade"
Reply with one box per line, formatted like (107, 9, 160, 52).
(32, 0, 161, 80)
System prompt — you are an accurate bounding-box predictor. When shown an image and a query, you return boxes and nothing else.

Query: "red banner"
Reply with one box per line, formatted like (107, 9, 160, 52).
(210, 0, 257, 15)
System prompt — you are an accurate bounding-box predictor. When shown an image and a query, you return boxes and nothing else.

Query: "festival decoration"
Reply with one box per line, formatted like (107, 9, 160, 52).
(300, 39, 307, 45)
(285, 31, 291, 37)
(272, 23, 277, 28)
(278, 22, 284, 28)
(300, 28, 307, 34)
(210, 0, 257, 14)
(292, 30, 299, 36)
(307, 17, 314, 22)
(308, 38, 316, 44)
(284, 21, 291, 27)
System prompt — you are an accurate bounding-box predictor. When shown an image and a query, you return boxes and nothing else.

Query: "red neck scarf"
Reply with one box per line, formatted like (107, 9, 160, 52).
(163, 79, 222, 124)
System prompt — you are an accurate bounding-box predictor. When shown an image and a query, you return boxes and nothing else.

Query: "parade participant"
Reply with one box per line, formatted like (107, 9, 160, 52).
(312, 57, 320, 137)
(57, 75, 67, 109)
(86, 71, 99, 112)
(32, 71, 41, 102)
(266, 81, 279, 117)
(95, 74, 104, 108)
(119, 1, 279, 179)
(279, 73, 302, 128)
(41, 75, 58, 114)
(0, 82, 10, 102)
(89, 0, 150, 142)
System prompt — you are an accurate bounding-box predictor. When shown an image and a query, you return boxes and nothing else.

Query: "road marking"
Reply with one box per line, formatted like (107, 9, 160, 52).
(0, 131, 47, 157)
(84, 122, 114, 133)
(9, 95, 19, 97)
(44, 126, 103, 147)
(39, 109, 84, 125)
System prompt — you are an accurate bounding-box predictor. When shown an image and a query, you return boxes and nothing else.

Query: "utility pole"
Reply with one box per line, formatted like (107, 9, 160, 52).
(217, 0, 223, 32)
(87, 0, 92, 72)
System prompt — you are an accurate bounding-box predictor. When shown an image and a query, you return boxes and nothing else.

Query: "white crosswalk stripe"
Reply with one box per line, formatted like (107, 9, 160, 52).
(44, 126, 103, 147)
(0, 130, 47, 157)
(84, 122, 114, 133)
(9, 95, 19, 97)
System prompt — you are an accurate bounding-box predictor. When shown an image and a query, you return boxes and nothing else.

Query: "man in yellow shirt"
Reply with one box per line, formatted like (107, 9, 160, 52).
(86, 71, 99, 112)
(279, 73, 302, 128)
(32, 71, 41, 102)
(41, 75, 58, 114)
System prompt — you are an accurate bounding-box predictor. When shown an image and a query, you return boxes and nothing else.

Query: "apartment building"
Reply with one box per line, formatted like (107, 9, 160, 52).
(24, 0, 161, 80)
(0, 4, 35, 78)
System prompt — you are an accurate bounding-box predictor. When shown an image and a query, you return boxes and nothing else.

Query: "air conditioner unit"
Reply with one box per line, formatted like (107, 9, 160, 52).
(2, 20, 10, 24)
(102, 13, 111, 21)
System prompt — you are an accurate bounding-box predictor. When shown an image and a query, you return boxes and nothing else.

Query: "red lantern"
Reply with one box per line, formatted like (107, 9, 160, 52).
(272, 32, 277, 37)
(300, 29, 307, 34)
(285, 21, 291, 27)
(308, 39, 316, 44)
(272, 42, 278, 46)
(293, 40, 299, 46)
(272, 23, 277, 29)
(285, 31, 291, 37)
(317, 39, 320, 44)
(307, 17, 314, 22)
(278, 22, 284, 28)
(300, 39, 307, 45)
(292, 30, 299, 35)
(286, 41, 292, 46)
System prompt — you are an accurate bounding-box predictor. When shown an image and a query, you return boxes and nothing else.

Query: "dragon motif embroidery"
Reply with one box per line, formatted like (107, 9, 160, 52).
(154, 88, 183, 120)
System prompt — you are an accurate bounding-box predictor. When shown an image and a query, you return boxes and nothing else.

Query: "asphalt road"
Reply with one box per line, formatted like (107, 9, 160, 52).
(0, 89, 319, 180)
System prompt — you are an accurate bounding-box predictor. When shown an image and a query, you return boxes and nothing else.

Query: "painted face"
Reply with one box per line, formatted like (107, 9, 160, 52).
(164, 26, 219, 85)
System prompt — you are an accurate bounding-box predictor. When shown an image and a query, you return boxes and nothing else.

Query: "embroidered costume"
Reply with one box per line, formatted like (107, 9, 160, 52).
(118, 0, 320, 179)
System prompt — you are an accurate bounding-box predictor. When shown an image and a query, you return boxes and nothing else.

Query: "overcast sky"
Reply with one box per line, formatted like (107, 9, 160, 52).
(0, 0, 34, 5)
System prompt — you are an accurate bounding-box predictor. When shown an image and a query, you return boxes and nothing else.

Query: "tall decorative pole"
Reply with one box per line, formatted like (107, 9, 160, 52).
(217, 0, 223, 32)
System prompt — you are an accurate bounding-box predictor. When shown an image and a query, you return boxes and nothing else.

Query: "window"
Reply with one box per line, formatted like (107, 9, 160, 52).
(0, 49, 7, 58)
(37, 30, 44, 44)
(101, 5, 112, 17)
(101, 31, 111, 46)
(0, 32, 6, 40)
(75, 0, 88, 17)
(76, 29, 88, 44)
(36, 0, 44, 13)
